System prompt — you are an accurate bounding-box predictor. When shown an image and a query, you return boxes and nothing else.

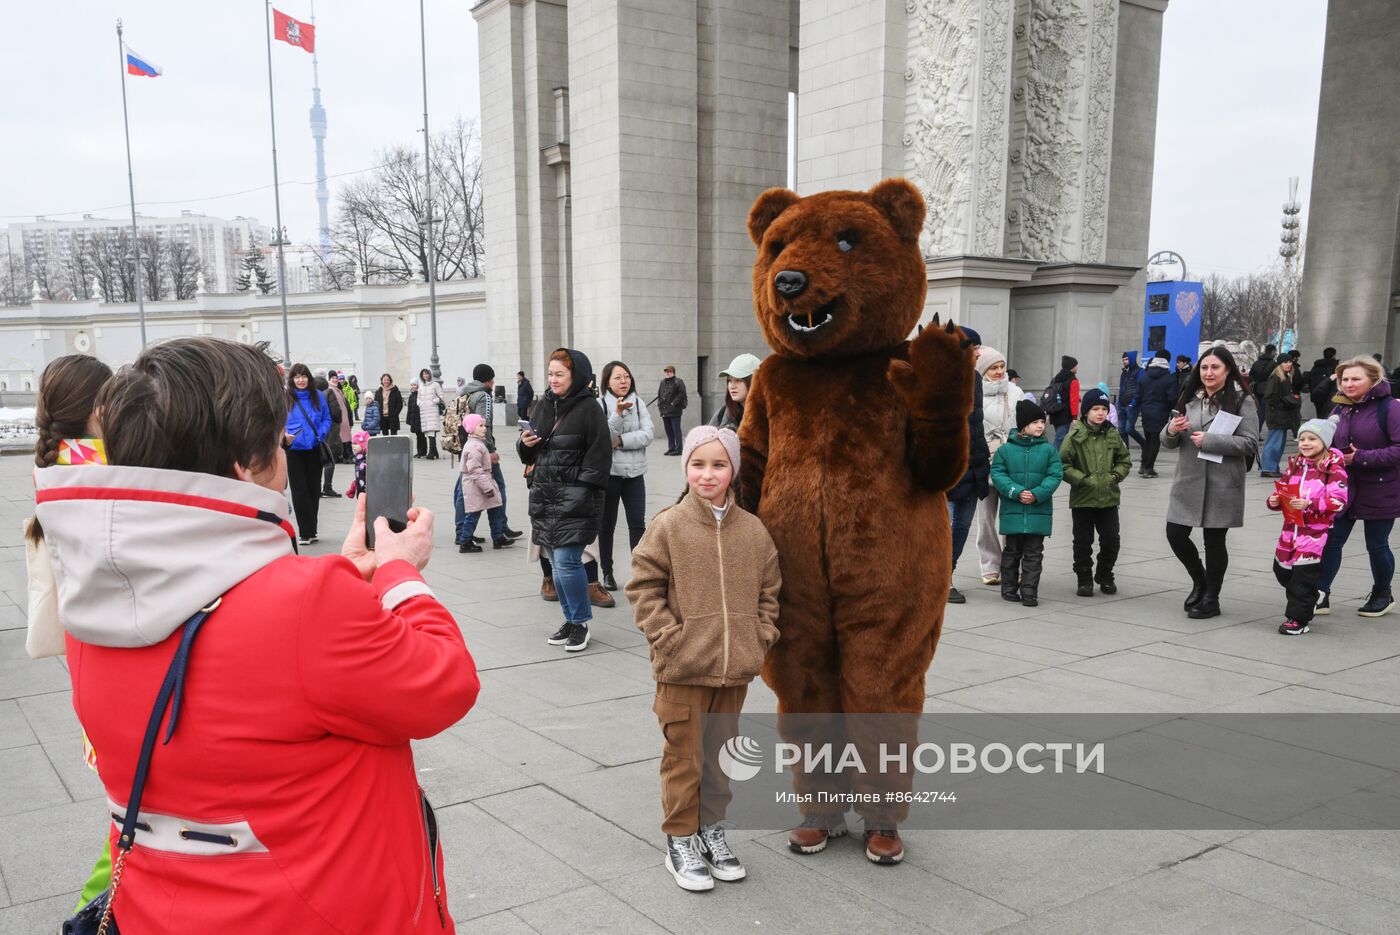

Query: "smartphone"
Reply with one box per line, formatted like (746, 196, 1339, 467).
(365, 435, 412, 550)
(1170, 409, 1182, 421)
(517, 420, 533, 435)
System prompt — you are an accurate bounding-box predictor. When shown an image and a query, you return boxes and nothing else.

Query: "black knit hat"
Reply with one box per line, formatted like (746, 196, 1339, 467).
(1016, 398, 1047, 431)
(472, 363, 494, 382)
(1081, 387, 1110, 417)
(1061, 355, 1078, 370)
(1154, 348, 1171, 360)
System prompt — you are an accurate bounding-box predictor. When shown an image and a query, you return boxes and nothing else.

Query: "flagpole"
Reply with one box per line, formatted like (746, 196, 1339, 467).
(264, 0, 293, 365)
(419, 0, 440, 383)
(116, 19, 148, 347)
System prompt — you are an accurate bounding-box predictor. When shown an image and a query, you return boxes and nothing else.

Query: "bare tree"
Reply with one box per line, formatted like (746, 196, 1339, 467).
(167, 241, 202, 299)
(83, 229, 134, 302)
(25, 253, 58, 300)
(1201, 268, 1291, 346)
(138, 232, 167, 301)
(330, 119, 486, 283)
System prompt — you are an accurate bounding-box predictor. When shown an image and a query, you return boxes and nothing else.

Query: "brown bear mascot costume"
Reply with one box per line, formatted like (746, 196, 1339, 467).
(740, 178, 973, 865)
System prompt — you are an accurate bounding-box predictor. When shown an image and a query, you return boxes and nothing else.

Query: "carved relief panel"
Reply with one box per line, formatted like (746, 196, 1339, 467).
(903, 0, 1015, 259)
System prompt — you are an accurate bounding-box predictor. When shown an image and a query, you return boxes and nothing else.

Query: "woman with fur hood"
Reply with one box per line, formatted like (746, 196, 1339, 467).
(973, 347, 1025, 586)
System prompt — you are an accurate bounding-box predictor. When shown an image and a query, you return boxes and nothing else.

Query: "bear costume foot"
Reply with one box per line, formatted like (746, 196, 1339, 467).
(864, 827, 905, 865)
(787, 814, 848, 854)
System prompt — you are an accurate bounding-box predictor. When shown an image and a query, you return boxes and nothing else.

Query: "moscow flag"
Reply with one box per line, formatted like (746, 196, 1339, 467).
(273, 9, 315, 53)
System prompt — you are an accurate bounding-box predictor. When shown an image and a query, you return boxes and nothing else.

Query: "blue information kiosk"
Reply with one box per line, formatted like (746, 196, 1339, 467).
(1141, 280, 1204, 364)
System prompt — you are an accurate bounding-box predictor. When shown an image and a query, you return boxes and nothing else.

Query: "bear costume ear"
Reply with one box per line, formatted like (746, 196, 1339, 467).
(748, 188, 801, 246)
(868, 178, 925, 245)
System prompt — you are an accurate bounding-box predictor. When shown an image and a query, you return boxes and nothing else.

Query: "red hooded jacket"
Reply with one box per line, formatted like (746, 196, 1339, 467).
(37, 465, 479, 933)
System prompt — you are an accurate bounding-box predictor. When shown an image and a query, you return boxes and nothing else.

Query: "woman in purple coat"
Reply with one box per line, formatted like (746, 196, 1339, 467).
(1316, 356, 1400, 617)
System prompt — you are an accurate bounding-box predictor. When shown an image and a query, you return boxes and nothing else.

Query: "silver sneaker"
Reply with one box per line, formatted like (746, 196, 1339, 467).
(697, 824, 746, 881)
(665, 834, 714, 892)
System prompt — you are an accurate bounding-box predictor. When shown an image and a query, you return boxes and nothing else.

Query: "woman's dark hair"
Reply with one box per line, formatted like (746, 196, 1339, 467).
(348, 375, 359, 389)
(29, 354, 114, 543)
(600, 360, 636, 399)
(725, 375, 752, 426)
(419, 368, 432, 383)
(1175, 345, 1247, 414)
(99, 336, 286, 479)
(287, 362, 321, 409)
(380, 372, 394, 385)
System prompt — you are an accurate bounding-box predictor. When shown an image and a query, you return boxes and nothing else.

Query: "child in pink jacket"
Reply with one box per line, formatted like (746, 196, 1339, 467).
(1266, 417, 1348, 635)
(459, 414, 503, 554)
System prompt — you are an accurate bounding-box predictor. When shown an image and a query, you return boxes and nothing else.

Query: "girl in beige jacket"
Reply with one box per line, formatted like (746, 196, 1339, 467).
(625, 425, 781, 893)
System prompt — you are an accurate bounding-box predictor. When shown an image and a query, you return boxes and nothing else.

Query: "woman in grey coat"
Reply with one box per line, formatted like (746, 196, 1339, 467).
(598, 360, 655, 591)
(1162, 346, 1259, 620)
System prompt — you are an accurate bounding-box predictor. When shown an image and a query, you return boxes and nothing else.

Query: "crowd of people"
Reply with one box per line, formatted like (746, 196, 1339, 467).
(19, 331, 1400, 920)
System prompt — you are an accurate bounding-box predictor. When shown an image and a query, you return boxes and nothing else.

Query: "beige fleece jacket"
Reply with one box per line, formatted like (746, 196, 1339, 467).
(625, 490, 782, 687)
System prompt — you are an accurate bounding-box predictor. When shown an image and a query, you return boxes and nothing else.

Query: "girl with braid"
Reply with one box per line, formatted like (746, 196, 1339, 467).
(23, 353, 114, 909)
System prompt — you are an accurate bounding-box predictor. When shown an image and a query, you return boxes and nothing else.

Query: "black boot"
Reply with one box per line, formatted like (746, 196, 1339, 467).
(427, 438, 439, 460)
(1020, 538, 1044, 608)
(1095, 568, 1118, 595)
(1076, 571, 1095, 598)
(1187, 591, 1220, 619)
(602, 572, 619, 591)
(1183, 577, 1206, 611)
(1000, 541, 1021, 602)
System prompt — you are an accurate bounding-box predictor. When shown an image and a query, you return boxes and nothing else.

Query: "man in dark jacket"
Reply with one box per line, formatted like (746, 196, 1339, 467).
(1117, 351, 1146, 449)
(1175, 354, 1193, 396)
(1049, 356, 1080, 449)
(1247, 344, 1277, 427)
(1308, 347, 1339, 417)
(657, 365, 688, 455)
(947, 328, 990, 604)
(516, 371, 535, 421)
(1137, 350, 1177, 477)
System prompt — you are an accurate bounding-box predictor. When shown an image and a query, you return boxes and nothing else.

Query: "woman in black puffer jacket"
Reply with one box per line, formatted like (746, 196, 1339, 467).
(519, 347, 611, 652)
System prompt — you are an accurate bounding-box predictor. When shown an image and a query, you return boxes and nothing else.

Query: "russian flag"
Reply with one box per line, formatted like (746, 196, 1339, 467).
(125, 47, 161, 78)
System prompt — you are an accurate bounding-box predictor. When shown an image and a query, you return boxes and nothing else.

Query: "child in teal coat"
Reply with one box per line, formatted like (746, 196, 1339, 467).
(990, 399, 1064, 607)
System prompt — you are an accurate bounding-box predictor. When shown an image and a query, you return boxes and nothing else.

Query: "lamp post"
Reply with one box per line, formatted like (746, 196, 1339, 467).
(418, 0, 441, 383)
(1279, 177, 1302, 352)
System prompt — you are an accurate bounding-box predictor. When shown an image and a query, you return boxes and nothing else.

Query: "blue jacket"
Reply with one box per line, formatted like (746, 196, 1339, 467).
(1137, 360, 1179, 434)
(285, 388, 332, 451)
(1117, 352, 1141, 408)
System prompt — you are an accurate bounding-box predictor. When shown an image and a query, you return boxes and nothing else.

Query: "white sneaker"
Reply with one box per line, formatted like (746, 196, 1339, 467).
(697, 824, 746, 881)
(665, 835, 714, 892)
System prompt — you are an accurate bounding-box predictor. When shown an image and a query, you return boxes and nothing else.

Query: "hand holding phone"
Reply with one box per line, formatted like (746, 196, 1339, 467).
(517, 420, 532, 434)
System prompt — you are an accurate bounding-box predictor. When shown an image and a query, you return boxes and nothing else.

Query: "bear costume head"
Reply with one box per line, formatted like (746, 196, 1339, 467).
(747, 178, 928, 360)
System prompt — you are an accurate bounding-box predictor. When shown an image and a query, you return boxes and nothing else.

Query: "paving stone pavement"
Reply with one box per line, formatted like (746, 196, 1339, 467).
(1, 436, 1398, 934)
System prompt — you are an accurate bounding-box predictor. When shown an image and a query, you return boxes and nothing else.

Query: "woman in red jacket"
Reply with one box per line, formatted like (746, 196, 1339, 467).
(35, 337, 479, 934)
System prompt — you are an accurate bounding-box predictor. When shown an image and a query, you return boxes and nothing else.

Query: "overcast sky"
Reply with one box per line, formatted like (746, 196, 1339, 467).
(1, 1, 1324, 279)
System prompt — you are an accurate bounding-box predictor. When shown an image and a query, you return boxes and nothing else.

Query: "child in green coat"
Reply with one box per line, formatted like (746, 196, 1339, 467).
(990, 400, 1064, 607)
(1059, 387, 1132, 597)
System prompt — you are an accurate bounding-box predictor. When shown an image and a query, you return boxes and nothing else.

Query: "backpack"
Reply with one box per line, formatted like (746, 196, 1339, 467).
(1040, 381, 1066, 415)
(440, 393, 472, 455)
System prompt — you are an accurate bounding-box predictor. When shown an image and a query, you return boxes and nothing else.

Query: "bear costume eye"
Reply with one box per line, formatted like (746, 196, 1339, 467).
(837, 230, 858, 253)
(767, 239, 785, 259)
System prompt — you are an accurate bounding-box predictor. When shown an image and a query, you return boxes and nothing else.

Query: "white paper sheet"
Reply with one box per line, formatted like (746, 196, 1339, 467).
(1196, 410, 1243, 463)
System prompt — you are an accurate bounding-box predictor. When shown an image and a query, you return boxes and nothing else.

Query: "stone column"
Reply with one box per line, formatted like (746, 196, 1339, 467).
(568, 0, 699, 394)
(472, 0, 570, 380)
(696, 0, 790, 422)
(1299, 0, 1400, 362)
(796, 0, 907, 190)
